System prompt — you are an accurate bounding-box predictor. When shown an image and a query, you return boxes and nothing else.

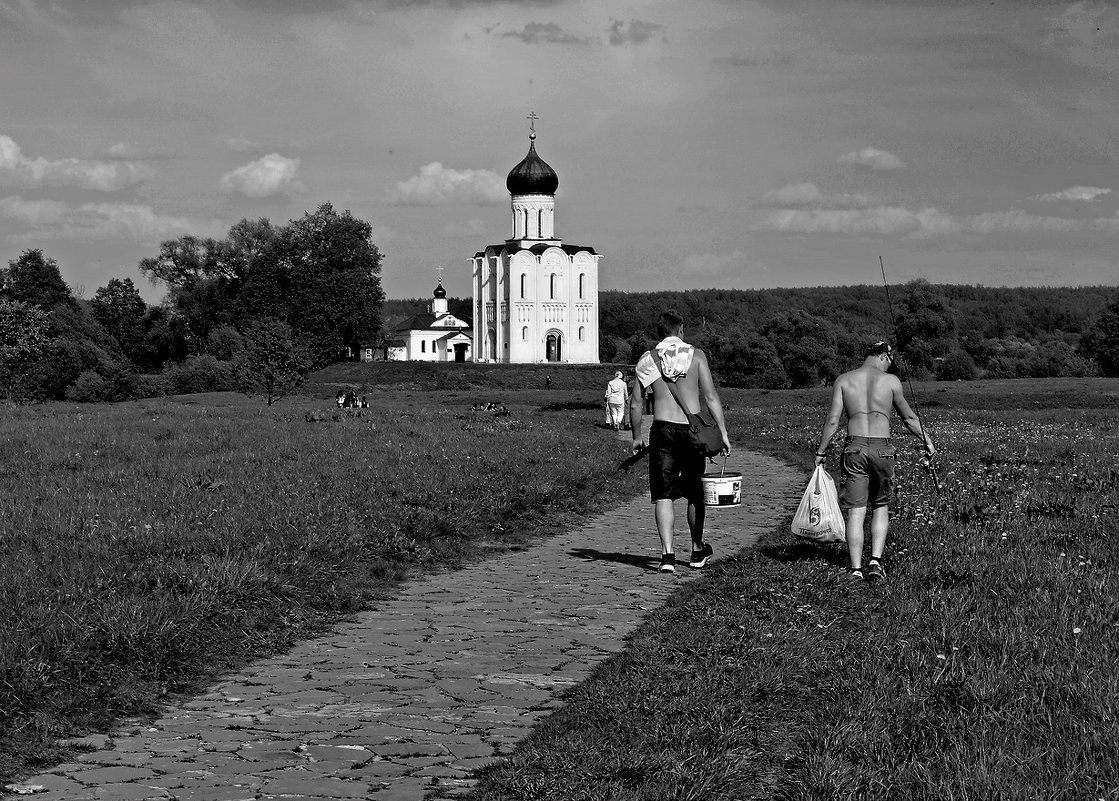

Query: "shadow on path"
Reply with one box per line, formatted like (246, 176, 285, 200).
(568, 547, 659, 572)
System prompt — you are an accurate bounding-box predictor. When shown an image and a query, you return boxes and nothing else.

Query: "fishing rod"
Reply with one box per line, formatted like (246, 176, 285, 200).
(879, 256, 941, 494)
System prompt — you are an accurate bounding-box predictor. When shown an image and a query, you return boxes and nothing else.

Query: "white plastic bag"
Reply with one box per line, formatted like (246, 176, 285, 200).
(791, 465, 846, 542)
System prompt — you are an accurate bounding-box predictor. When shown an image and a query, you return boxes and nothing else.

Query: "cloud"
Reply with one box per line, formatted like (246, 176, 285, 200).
(761, 182, 879, 209)
(500, 21, 592, 45)
(0, 195, 224, 242)
(390, 162, 505, 205)
(1044, 1, 1119, 75)
(760, 205, 936, 236)
(226, 136, 262, 153)
(607, 18, 666, 46)
(0, 134, 154, 191)
(442, 218, 489, 236)
(837, 147, 906, 171)
(712, 50, 792, 68)
(219, 153, 303, 197)
(683, 250, 748, 278)
(1030, 185, 1111, 202)
(758, 202, 1119, 239)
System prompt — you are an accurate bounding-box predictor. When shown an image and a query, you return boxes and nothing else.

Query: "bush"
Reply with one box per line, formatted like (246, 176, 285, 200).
(163, 354, 235, 395)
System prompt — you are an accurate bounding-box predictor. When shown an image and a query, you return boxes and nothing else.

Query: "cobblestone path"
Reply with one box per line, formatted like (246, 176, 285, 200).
(6, 445, 802, 801)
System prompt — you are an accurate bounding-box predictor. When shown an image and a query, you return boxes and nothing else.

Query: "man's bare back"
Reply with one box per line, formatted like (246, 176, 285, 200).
(833, 365, 904, 438)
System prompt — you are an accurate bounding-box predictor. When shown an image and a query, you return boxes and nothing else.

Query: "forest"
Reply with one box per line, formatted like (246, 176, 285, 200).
(2, 200, 1118, 404)
(388, 282, 1119, 387)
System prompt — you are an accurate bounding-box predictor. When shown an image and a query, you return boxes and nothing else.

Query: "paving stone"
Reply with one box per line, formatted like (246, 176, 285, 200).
(9, 450, 799, 800)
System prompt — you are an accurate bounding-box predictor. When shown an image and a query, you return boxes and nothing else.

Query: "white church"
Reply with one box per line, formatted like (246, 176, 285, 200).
(471, 119, 602, 364)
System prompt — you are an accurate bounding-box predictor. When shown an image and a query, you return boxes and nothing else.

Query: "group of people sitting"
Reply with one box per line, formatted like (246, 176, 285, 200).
(335, 390, 369, 409)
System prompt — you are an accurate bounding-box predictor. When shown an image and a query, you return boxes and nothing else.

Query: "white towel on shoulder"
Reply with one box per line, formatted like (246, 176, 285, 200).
(635, 336, 694, 389)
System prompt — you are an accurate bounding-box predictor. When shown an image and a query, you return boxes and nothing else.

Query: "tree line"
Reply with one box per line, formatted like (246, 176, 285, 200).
(3, 200, 1118, 404)
(0, 203, 383, 404)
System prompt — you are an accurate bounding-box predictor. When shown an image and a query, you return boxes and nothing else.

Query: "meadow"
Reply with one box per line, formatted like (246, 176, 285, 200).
(467, 378, 1119, 800)
(3, 369, 1117, 799)
(0, 372, 643, 784)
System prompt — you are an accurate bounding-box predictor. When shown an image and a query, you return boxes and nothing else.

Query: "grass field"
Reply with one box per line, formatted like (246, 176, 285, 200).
(466, 377, 1119, 800)
(0, 370, 643, 785)
(4, 367, 1118, 798)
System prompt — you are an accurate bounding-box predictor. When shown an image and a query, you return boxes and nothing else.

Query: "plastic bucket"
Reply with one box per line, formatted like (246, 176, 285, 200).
(702, 471, 742, 507)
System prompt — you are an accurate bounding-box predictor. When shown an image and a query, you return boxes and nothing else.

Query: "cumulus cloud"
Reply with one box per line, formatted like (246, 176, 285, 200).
(1030, 185, 1111, 202)
(500, 21, 592, 44)
(837, 147, 906, 170)
(390, 162, 505, 205)
(219, 153, 303, 198)
(0, 195, 225, 242)
(0, 134, 154, 191)
(607, 18, 666, 46)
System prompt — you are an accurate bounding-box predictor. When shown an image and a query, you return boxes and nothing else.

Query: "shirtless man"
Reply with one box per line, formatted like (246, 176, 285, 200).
(631, 311, 731, 573)
(814, 341, 935, 581)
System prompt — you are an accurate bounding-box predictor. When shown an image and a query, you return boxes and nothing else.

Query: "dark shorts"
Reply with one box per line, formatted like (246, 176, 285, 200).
(840, 436, 896, 509)
(649, 421, 706, 504)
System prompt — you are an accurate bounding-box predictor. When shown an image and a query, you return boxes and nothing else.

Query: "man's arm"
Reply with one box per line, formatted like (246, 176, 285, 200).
(814, 383, 845, 466)
(629, 376, 645, 453)
(892, 381, 936, 456)
(696, 350, 731, 455)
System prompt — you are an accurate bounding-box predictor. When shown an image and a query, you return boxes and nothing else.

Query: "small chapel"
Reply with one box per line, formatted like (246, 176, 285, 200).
(384, 279, 473, 362)
(471, 116, 602, 364)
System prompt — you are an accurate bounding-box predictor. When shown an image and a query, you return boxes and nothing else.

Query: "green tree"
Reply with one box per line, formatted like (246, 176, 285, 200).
(894, 281, 959, 376)
(1083, 298, 1119, 377)
(0, 300, 50, 402)
(760, 310, 839, 387)
(698, 329, 789, 389)
(91, 278, 149, 364)
(233, 317, 314, 406)
(1, 249, 76, 310)
(273, 203, 385, 364)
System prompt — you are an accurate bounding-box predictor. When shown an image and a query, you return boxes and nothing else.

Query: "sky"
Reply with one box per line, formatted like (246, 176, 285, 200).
(2, 0, 1118, 305)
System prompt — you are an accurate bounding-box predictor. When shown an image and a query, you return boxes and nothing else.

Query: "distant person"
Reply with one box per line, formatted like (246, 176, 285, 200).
(335, 391, 345, 409)
(813, 340, 936, 582)
(545, 375, 552, 391)
(630, 310, 730, 574)
(604, 371, 629, 431)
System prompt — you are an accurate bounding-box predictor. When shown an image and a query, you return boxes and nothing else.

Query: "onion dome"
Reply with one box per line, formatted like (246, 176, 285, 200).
(506, 134, 559, 196)
(432, 281, 447, 299)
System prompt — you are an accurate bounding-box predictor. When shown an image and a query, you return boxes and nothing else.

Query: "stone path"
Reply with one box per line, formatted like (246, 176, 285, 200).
(6, 441, 802, 801)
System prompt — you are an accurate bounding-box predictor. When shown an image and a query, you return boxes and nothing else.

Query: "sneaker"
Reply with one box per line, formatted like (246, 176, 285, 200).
(848, 567, 865, 580)
(689, 543, 713, 569)
(659, 553, 676, 573)
(866, 560, 886, 582)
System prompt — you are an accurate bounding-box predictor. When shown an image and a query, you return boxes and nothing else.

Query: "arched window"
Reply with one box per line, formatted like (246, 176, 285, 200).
(421, 341, 426, 353)
(522, 326, 528, 340)
(538, 209, 544, 236)
(579, 326, 585, 341)
(520, 273, 526, 299)
(579, 273, 585, 299)
(549, 273, 556, 299)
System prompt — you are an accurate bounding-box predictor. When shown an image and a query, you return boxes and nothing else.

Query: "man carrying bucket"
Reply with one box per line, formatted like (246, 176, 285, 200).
(813, 340, 936, 582)
(631, 311, 731, 574)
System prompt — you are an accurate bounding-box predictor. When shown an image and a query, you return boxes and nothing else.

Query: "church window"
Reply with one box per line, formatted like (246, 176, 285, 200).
(538, 209, 544, 235)
(579, 326, 585, 341)
(579, 273, 585, 299)
(520, 273, 526, 299)
(421, 341, 426, 353)
(522, 326, 528, 340)
(549, 273, 556, 299)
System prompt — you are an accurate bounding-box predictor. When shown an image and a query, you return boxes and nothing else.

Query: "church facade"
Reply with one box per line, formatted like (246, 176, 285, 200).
(471, 125, 601, 364)
(385, 281, 473, 362)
